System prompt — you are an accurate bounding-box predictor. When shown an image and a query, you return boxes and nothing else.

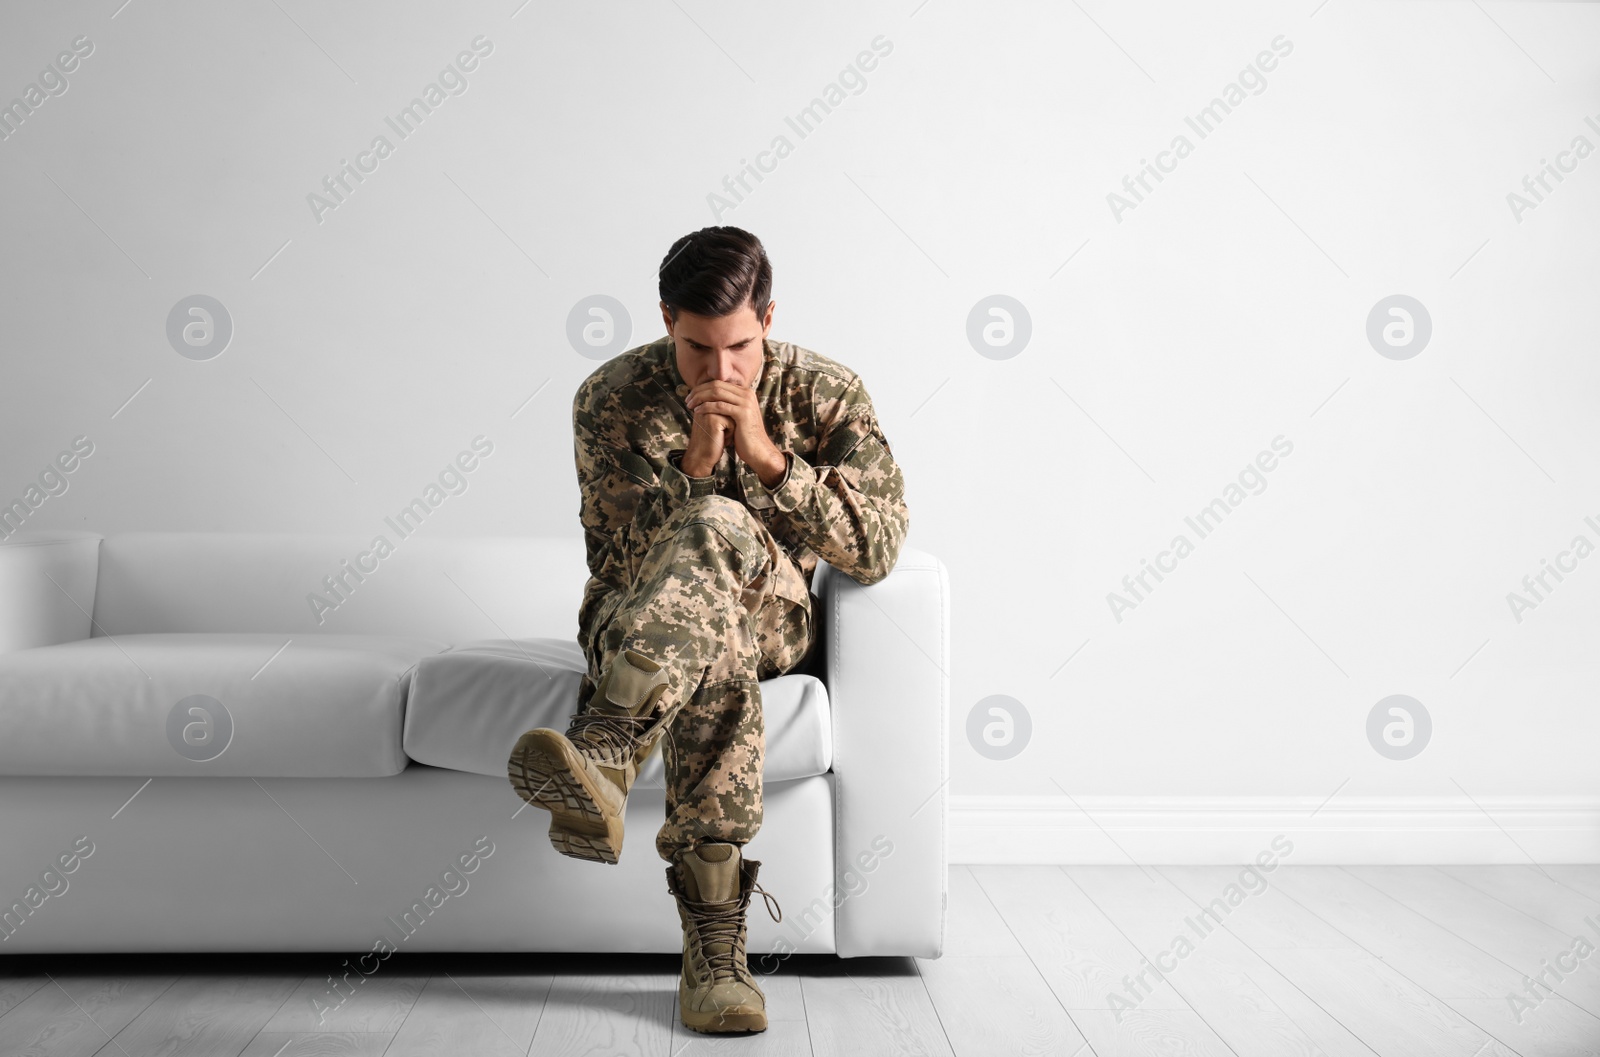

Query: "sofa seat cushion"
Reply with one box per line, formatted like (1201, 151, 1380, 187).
(0, 633, 450, 777)
(404, 638, 833, 787)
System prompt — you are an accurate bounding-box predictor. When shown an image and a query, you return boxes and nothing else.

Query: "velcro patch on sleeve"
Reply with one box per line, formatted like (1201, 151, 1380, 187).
(819, 411, 874, 468)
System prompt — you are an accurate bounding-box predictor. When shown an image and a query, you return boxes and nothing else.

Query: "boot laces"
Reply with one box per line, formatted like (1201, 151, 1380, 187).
(567, 710, 664, 763)
(685, 884, 782, 984)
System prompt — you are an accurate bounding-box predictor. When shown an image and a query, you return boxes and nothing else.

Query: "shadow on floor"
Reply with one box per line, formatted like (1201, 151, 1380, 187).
(0, 950, 920, 979)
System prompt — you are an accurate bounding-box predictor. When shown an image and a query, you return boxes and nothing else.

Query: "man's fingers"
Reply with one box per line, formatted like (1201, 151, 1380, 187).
(692, 401, 744, 417)
(686, 381, 756, 410)
(687, 408, 735, 450)
(691, 409, 736, 429)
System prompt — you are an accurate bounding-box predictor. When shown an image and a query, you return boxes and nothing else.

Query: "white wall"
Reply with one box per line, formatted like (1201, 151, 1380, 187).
(3, 0, 1596, 860)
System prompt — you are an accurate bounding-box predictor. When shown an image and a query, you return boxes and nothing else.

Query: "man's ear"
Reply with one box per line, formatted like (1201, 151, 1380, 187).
(761, 300, 775, 336)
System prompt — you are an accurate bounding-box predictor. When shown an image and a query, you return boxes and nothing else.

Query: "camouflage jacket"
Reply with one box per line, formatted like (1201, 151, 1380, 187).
(573, 334, 909, 653)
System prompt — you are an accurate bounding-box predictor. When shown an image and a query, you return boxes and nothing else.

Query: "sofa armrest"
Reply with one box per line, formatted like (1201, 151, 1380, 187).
(0, 532, 101, 655)
(815, 545, 949, 958)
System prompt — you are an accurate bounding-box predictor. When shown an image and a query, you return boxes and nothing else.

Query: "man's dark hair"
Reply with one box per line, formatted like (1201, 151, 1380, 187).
(658, 226, 771, 323)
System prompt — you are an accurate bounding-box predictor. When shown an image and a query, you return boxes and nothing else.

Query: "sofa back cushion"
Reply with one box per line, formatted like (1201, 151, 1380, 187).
(92, 533, 589, 642)
(0, 632, 449, 777)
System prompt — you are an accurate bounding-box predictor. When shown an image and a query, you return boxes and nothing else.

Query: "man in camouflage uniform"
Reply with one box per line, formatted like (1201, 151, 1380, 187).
(508, 227, 908, 1034)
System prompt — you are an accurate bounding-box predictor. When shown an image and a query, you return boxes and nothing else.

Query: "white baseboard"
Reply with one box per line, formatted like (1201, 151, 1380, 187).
(950, 794, 1600, 864)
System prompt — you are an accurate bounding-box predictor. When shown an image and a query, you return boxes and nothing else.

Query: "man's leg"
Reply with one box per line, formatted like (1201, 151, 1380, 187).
(640, 499, 810, 1034)
(652, 521, 813, 861)
(507, 493, 807, 1033)
(509, 494, 795, 862)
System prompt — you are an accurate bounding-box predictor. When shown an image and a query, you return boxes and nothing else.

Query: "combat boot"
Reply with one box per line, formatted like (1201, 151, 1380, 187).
(666, 842, 783, 1033)
(507, 648, 673, 864)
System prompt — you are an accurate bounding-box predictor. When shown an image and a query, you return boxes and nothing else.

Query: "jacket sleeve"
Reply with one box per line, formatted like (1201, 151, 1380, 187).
(743, 372, 909, 586)
(575, 392, 714, 593)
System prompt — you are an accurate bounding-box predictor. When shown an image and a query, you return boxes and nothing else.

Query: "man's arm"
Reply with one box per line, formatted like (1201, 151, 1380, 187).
(743, 372, 908, 586)
(575, 390, 714, 593)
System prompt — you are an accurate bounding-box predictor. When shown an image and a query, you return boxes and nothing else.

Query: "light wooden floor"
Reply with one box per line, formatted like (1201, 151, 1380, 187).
(3, 865, 1599, 1056)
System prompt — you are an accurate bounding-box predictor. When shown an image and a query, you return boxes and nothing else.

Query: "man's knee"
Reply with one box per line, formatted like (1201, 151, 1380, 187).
(678, 495, 758, 533)
(659, 496, 766, 578)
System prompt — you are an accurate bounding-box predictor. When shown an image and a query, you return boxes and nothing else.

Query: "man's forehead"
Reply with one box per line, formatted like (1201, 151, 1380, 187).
(679, 332, 763, 351)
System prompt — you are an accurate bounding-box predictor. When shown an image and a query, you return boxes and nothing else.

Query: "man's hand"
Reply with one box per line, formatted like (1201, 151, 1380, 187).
(685, 380, 786, 486)
(680, 401, 733, 479)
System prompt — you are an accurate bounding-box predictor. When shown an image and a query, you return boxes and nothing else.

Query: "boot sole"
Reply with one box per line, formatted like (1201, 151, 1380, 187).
(507, 728, 626, 865)
(680, 1005, 768, 1033)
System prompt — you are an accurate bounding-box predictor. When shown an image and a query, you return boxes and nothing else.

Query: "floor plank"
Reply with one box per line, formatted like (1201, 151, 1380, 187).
(1069, 865, 1372, 1057)
(1346, 865, 1600, 1019)
(91, 974, 301, 1057)
(1444, 994, 1600, 1057)
(800, 962, 955, 1057)
(0, 975, 49, 1019)
(1253, 947, 1517, 1057)
(1439, 865, 1600, 935)
(259, 970, 428, 1033)
(1159, 865, 1353, 949)
(1271, 865, 1528, 998)
(382, 972, 552, 1057)
(0, 975, 176, 1057)
(971, 865, 1188, 1012)
(524, 971, 672, 1057)
(941, 865, 1026, 958)
(915, 954, 1089, 1056)
(1072, 1009, 1234, 1057)
(1232, 951, 1389, 1057)
(237, 1031, 395, 1057)
(1545, 866, 1600, 907)
(3, 867, 1597, 1055)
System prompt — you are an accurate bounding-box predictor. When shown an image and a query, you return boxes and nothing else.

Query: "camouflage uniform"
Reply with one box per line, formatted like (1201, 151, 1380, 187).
(572, 334, 909, 861)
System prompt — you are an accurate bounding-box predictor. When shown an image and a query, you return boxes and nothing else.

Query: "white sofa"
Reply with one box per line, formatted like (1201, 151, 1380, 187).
(0, 531, 948, 959)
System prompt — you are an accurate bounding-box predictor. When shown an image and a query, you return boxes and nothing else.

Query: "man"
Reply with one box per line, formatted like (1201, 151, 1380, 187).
(507, 226, 909, 1034)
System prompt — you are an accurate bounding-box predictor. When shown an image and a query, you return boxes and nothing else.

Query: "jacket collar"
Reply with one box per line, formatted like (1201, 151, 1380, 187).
(754, 338, 781, 407)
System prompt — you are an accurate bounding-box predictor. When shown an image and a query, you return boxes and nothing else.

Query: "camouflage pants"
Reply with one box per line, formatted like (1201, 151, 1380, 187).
(583, 495, 815, 862)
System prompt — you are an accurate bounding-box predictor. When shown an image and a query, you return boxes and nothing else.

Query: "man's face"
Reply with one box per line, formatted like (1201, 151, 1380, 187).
(661, 300, 775, 389)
